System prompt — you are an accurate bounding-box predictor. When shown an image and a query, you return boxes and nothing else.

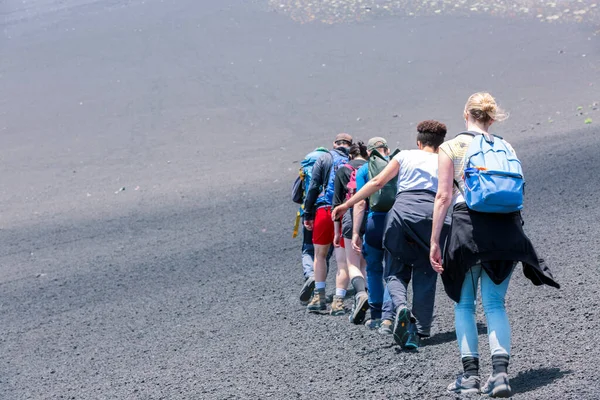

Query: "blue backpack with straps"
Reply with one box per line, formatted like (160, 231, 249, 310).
(318, 150, 349, 206)
(292, 147, 329, 206)
(461, 131, 524, 213)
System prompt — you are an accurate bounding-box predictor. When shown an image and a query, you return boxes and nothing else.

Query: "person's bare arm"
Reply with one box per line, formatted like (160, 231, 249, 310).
(351, 200, 366, 253)
(430, 151, 454, 273)
(331, 160, 400, 221)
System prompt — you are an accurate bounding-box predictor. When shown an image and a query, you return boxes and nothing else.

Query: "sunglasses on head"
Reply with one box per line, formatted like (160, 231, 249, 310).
(335, 140, 352, 146)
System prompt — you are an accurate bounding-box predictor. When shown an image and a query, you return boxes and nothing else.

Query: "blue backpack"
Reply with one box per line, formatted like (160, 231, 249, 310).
(292, 147, 329, 205)
(302, 148, 329, 196)
(317, 150, 349, 206)
(461, 132, 524, 213)
(292, 147, 329, 238)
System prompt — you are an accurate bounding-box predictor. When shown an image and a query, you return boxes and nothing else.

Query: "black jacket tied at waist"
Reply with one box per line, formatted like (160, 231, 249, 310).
(383, 190, 450, 275)
(442, 202, 560, 303)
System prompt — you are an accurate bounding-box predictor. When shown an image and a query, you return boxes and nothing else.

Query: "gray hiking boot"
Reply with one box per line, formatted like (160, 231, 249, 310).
(299, 276, 315, 303)
(348, 291, 369, 324)
(307, 289, 326, 313)
(447, 373, 481, 395)
(481, 373, 512, 398)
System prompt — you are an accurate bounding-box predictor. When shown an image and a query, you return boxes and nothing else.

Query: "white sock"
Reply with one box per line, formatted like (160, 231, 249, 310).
(336, 288, 347, 297)
(315, 282, 326, 290)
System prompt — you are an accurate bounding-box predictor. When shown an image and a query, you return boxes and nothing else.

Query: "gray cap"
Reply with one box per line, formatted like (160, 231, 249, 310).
(367, 137, 388, 151)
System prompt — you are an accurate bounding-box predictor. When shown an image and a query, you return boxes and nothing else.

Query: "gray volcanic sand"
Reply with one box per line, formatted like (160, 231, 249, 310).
(1, 0, 599, 399)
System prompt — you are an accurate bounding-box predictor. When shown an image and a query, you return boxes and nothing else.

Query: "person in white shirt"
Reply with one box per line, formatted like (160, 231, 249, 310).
(332, 120, 449, 350)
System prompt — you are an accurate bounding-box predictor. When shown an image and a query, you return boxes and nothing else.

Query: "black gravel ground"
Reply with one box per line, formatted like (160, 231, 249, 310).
(1, 1, 599, 399)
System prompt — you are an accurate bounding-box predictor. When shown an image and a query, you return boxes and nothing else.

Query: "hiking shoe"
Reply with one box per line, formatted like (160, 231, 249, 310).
(364, 319, 381, 330)
(307, 289, 326, 313)
(481, 373, 512, 398)
(299, 277, 315, 303)
(447, 374, 481, 395)
(393, 307, 412, 347)
(330, 295, 346, 316)
(348, 292, 369, 324)
(404, 331, 420, 350)
(378, 319, 393, 335)
(345, 286, 356, 298)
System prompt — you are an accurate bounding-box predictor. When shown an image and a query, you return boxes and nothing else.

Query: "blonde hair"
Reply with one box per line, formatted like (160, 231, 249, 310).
(465, 92, 508, 123)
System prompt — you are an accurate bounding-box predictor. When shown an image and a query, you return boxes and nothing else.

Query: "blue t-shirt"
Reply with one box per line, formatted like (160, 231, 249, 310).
(356, 163, 369, 192)
(355, 163, 387, 217)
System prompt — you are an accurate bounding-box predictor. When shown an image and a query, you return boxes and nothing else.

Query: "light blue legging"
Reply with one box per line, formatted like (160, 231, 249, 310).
(455, 265, 513, 358)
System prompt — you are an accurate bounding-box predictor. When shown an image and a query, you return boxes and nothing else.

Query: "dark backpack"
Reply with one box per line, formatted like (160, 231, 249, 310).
(368, 148, 400, 212)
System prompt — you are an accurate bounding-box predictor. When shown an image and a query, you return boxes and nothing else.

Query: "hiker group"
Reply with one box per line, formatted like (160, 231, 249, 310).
(291, 92, 560, 397)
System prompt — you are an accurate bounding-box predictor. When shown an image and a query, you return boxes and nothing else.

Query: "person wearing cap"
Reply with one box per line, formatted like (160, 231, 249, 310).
(303, 133, 353, 313)
(346, 137, 395, 331)
(333, 121, 450, 350)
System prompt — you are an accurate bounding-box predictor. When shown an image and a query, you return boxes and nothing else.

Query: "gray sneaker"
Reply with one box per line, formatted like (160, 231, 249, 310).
(378, 319, 393, 335)
(299, 277, 315, 303)
(481, 373, 512, 398)
(447, 373, 481, 395)
(348, 292, 369, 324)
(364, 319, 382, 330)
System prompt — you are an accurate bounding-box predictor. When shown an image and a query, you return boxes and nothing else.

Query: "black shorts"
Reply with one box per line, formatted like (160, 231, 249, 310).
(342, 208, 366, 240)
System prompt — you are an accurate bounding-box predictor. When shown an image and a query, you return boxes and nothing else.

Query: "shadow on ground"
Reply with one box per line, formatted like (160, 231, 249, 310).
(425, 323, 488, 346)
(512, 367, 572, 394)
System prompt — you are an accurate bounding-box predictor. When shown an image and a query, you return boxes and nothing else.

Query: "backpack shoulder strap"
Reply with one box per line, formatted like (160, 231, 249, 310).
(389, 148, 401, 158)
(455, 131, 504, 140)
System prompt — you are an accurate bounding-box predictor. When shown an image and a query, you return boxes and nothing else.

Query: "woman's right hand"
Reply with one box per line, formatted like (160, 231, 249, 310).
(351, 233, 363, 254)
(331, 203, 349, 221)
(430, 242, 444, 274)
(333, 232, 341, 248)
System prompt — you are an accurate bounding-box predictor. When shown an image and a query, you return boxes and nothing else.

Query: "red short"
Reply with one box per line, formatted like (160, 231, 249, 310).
(312, 206, 334, 245)
(340, 236, 347, 249)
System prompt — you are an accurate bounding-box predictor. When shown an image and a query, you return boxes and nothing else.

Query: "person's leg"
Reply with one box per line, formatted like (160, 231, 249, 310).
(378, 286, 394, 334)
(386, 258, 414, 347)
(363, 242, 385, 320)
(313, 244, 329, 284)
(380, 250, 395, 327)
(480, 268, 514, 397)
(410, 261, 438, 337)
(385, 257, 410, 310)
(301, 226, 314, 279)
(455, 265, 481, 360)
(299, 226, 316, 302)
(481, 268, 513, 357)
(344, 238, 365, 281)
(307, 207, 334, 312)
(334, 246, 349, 293)
(306, 243, 330, 312)
(447, 265, 482, 394)
(344, 237, 368, 324)
(331, 246, 349, 316)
